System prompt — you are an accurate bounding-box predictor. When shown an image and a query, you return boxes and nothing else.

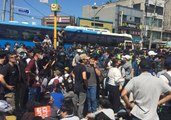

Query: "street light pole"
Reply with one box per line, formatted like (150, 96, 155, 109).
(54, 0, 57, 49)
(51, 0, 60, 49)
(9, 0, 14, 21)
(92, 3, 98, 28)
(92, 3, 105, 28)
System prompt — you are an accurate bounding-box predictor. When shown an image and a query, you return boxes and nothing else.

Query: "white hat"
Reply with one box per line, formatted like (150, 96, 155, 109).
(76, 49, 83, 53)
(148, 51, 157, 56)
(122, 55, 131, 60)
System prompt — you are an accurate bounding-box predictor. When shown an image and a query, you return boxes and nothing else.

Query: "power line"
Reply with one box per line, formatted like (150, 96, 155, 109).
(5, 10, 42, 20)
(23, 0, 45, 16)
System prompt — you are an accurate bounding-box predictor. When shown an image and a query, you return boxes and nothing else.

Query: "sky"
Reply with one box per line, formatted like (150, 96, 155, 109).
(0, 0, 115, 24)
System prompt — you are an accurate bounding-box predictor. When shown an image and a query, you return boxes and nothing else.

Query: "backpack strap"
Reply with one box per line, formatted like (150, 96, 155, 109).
(162, 72, 171, 86)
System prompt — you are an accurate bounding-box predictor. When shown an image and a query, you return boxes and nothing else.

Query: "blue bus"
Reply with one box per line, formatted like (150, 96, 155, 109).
(0, 21, 133, 49)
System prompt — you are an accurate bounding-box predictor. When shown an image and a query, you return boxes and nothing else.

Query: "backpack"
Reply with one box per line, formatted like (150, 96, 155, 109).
(162, 72, 171, 86)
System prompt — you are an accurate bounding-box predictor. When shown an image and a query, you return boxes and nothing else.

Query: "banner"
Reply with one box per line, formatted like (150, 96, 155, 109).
(14, 6, 30, 15)
(34, 106, 51, 119)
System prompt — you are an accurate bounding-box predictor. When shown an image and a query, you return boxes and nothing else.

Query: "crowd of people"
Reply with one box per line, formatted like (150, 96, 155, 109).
(0, 38, 171, 120)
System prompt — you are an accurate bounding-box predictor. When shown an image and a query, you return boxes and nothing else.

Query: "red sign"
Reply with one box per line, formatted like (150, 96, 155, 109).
(34, 106, 51, 119)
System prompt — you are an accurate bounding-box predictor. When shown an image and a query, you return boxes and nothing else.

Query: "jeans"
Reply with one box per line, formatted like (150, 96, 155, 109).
(28, 87, 39, 101)
(158, 106, 171, 120)
(73, 92, 86, 119)
(87, 86, 97, 113)
(108, 84, 121, 113)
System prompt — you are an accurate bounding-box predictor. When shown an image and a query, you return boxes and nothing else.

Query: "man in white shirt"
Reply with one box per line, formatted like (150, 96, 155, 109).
(121, 59, 171, 120)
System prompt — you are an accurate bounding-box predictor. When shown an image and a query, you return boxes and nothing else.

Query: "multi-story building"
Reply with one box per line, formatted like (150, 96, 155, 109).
(163, 0, 171, 42)
(83, 0, 167, 48)
(41, 15, 75, 28)
(83, 3, 143, 45)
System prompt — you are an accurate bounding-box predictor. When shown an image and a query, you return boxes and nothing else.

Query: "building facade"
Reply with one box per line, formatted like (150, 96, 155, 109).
(82, 2, 143, 45)
(83, 0, 169, 48)
(77, 17, 113, 32)
(41, 15, 75, 28)
(163, 0, 171, 42)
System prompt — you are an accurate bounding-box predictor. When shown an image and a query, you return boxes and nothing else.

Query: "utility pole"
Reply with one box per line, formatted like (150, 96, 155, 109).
(51, 0, 60, 49)
(2, 0, 7, 21)
(148, 0, 157, 49)
(9, 0, 14, 21)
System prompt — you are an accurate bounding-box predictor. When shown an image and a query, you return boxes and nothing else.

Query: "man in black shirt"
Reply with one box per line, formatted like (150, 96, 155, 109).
(72, 54, 89, 119)
(0, 51, 14, 100)
(57, 47, 67, 70)
(1, 52, 19, 112)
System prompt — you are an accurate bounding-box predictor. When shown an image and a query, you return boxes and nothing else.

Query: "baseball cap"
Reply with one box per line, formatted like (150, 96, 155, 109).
(64, 67, 69, 71)
(148, 51, 157, 56)
(80, 54, 90, 60)
(45, 34, 49, 38)
(122, 55, 131, 60)
(76, 49, 83, 53)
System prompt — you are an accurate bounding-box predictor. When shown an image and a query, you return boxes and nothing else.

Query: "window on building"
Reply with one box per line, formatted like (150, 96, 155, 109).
(153, 18, 162, 27)
(152, 31, 161, 40)
(135, 17, 141, 24)
(146, 4, 155, 13)
(145, 17, 152, 26)
(157, 19, 162, 27)
(91, 22, 104, 27)
(133, 4, 141, 10)
(123, 15, 127, 21)
(156, 6, 163, 15)
(146, 17, 163, 28)
(146, 4, 163, 15)
(92, 17, 99, 20)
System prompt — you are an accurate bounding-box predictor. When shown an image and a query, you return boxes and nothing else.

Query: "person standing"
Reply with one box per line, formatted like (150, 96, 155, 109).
(15, 53, 27, 115)
(42, 35, 52, 48)
(25, 49, 43, 101)
(86, 56, 101, 113)
(0, 51, 14, 100)
(72, 54, 89, 119)
(1, 52, 19, 112)
(4, 42, 11, 51)
(107, 58, 123, 113)
(121, 59, 171, 120)
(122, 55, 132, 87)
(159, 55, 171, 120)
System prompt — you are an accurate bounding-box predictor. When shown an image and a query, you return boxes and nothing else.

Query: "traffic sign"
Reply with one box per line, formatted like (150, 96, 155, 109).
(17, 8, 30, 14)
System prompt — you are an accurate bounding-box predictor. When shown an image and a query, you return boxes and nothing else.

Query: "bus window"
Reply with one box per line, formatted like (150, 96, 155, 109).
(6, 29, 19, 40)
